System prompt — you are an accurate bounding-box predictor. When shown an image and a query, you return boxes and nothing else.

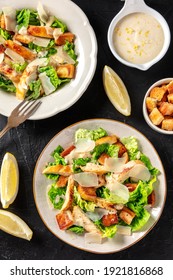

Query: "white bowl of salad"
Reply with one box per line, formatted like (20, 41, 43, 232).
(0, 0, 97, 119)
(33, 119, 166, 254)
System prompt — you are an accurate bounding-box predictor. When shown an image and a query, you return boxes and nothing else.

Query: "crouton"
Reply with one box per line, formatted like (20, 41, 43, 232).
(102, 213, 118, 227)
(146, 97, 157, 113)
(98, 153, 110, 165)
(149, 108, 164, 125)
(5, 40, 36, 61)
(95, 135, 118, 145)
(167, 81, 173, 94)
(161, 118, 173, 131)
(56, 210, 73, 230)
(116, 141, 127, 157)
(150, 86, 167, 101)
(167, 93, 173, 104)
(148, 190, 156, 207)
(119, 206, 136, 225)
(57, 64, 75, 79)
(159, 102, 173, 116)
(125, 183, 138, 192)
(55, 32, 75, 45)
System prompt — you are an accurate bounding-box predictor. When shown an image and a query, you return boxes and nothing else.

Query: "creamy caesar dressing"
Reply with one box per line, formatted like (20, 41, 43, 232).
(113, 12, 164, 64)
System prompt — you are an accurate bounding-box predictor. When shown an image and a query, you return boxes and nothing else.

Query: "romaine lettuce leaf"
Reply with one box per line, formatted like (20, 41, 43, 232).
(16, 9, 40, 30)
(68, 225, 84, 234)
(11, 62, 28, 72)
(63, 42, 77, 62)
(27, 80, 42, 100)
(74, 187, 96, 212)
(140, 153, 159, 175)
(130, 208, 150, 232)
(121, 136, 140, 160)
(94, 220, 117, 238)
(48, 184, 66, 209)
(97, 186, 128, 204)
(0, 27, 12, 40)
(75, 128, 107, 141)
(51, 17, 67, 33)
(39, 66, 70, 88)
(0, 75, 16, 93)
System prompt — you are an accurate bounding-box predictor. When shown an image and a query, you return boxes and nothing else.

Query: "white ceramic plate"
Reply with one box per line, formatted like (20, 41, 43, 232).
(33, 119, 166, 254)
(0, 0, 97, 120)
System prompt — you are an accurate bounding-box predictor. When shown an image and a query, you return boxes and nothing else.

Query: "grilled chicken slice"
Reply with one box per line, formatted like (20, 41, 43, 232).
(72, 205, 102, 235)
(95, 197, 116, 211)
(27, 25, 54, 38)
(61, 176, 74, 211)
(16, 65, 37, 99)
(5, 40, 36, 61)
(14, 34, 34, 45)
(56, 175, 68, 188)
(0, 62, 20, 83)
(119, 206, 136, 225)
(42, 164, 73, 176)
(81, 163, 108, 175)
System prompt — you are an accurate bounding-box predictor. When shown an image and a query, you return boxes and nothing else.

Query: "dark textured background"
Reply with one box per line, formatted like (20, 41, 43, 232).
(0, 0, 173, 260)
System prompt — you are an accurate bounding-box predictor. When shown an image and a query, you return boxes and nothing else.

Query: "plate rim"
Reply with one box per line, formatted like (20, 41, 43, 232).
(33, 118, 167, 254)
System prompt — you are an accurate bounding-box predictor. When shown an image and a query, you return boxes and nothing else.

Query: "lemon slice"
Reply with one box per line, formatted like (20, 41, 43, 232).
(103, 65, 131, 116)
(0, 210, 33, 240)
(0, 152, 19, 209)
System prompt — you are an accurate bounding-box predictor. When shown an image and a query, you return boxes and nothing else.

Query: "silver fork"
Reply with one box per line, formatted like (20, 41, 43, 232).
(0, 99, 42, 138)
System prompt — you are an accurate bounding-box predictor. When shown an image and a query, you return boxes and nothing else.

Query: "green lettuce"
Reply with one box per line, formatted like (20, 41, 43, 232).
(91, 143, 119, 160)
(51, 145, 66, 165)
(73, 157, 91, 173)
(97, 186, 128, 204)
(68, 225, 84, 234)
(121, 136, 140, 160)
(63, 42, 77, 62)
(75, 128, 107, 142)
(39, 66, 70, 88)
(16, 9, 40, 30)
(27, 80, 42, 100)
(74, 187, 96, 212)
(51, 17, 67, 33)
(48, 184, 66, 209)
(140, 153, 159, 176)
(11, 62, 28, 72)
(130, 208, 150, 232)
(94, 220, 117, 238)
(0, 76, 16, 93)
(0, 27, 12, 40)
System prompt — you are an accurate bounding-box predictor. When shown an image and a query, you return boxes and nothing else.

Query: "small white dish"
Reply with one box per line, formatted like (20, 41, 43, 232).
(0, 0, 97, 120)
(33, 119, 166, 254)
(108, 0, 171, 70)
(143, 78, 173, 134)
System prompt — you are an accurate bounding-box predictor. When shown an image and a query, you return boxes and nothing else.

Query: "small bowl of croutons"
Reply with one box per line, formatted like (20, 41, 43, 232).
(143, 78, 173, 134)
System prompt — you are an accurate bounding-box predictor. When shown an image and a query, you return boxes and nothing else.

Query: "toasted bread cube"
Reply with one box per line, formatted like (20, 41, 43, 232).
(161, 118, 173, 131)
(55, 32, 75, 45)
(116, 141, 127, 157)
(57, 64, 75, 79)
(167, 81, 173, 94)
(119, 206, 136, 225)
(148, 190, 156, 207)
(159, 102, 173, 116)
(56, 210, 73, 230)
(149, 108, 164, 125)
(146, 97, 157, 113)
(95, 135, 118, 145)
(150, 86, 167, 101)
(167, 93, 173, 104)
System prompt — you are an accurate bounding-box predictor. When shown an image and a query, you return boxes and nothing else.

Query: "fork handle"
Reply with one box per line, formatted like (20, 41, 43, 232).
(0, 124, 11, 139)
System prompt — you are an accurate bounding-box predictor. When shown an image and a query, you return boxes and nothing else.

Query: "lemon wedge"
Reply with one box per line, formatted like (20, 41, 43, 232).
(103, 65, 131, 116)
(0, 210, 33, 240)
(0, 152, 19, 209)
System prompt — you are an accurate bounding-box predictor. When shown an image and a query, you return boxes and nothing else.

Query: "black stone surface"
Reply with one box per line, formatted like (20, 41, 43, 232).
(0, 0, 173, 260)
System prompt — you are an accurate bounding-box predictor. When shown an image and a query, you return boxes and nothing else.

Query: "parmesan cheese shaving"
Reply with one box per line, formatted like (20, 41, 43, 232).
(39, 72, 55, 95)
(104, 157, 127, 172)
(73, 172, 99, 187)
(84, 232, 102, 244)
(37, 1, 49, 24)
(0, 36, 5, 44)
(2, 7, 16, 32)
(51, 46, 75, 64)
(75, 139, 95, 153)
(5, 48, 25, 64)
(0, 53, 4, 64)
(53, 28, 63, 41)
(18, 26, 28, 35)
(33, 37, 50, 47)
(129, 164, 151, 181)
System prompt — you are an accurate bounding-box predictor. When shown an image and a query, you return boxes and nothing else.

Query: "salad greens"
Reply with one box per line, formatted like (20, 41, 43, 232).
(0, 3, 77, 100)
(43, 127, 160, 241)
